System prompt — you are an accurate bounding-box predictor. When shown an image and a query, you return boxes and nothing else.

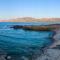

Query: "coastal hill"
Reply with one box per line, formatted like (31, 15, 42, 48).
(0, 17, 60, 22)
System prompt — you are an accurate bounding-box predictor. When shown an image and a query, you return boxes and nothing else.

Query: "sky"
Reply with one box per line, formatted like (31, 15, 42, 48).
(0, 0, 60, 19)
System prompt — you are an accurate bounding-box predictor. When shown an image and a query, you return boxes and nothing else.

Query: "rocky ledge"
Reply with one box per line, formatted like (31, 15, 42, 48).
(10, 24, 60, 31)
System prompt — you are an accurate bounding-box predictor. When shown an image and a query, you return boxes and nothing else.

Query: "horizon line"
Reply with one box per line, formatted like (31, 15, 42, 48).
(0, 16, 60, 20)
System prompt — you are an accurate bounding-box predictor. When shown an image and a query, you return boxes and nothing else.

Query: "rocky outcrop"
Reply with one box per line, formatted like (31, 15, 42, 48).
(10, 24, 60, 31)
(35, 49, 60, 60)
(10, 25, 23, 29)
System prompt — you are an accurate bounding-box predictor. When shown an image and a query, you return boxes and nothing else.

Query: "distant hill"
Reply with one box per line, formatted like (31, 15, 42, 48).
(0, 17, 60, 22)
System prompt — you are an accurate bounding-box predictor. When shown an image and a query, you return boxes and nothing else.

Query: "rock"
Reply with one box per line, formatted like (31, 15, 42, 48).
(0, 55, 6, 60)
(10, 25, 53, 31)
(10, 24, 60, 31)
(10, 25, 23, 29)
(35, 49, 60, 60)
(50, 29, 60, 48)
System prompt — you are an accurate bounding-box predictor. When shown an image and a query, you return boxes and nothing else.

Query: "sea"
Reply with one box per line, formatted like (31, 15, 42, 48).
(0, 22, 59, 60)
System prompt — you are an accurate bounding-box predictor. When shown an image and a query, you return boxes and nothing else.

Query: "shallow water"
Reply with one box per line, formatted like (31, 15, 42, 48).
(0, 22, 54, 60)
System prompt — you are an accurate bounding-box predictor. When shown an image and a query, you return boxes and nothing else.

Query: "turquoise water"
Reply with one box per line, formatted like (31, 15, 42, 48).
(0, 22, 54, 60)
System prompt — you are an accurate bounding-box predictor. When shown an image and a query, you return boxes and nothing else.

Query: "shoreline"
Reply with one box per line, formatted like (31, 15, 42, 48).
(0, 23, 60, 60)
(35, 29, 60, 60)
(10, 24, 60, 48)
(49, 29, 60, 48)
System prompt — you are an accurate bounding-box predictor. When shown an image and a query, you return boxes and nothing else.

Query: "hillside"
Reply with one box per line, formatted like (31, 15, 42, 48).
(0, 17, 60, 22)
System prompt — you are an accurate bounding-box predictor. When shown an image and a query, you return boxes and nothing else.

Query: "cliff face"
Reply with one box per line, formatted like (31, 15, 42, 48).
(0, 17, 60, 22)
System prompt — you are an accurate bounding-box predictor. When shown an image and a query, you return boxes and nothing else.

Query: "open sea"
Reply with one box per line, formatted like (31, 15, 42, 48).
(0, 22, 58, 60)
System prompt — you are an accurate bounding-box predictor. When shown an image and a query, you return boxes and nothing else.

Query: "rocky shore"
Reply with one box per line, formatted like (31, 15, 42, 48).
(0, 24, 60, 60)
(10, 24, 60, 31)
(9, 24, 60, 60)
(35, 27, 60, 60)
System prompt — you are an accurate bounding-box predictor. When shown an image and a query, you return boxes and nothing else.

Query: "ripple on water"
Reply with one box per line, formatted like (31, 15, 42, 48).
(0, 28, 54, 60)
